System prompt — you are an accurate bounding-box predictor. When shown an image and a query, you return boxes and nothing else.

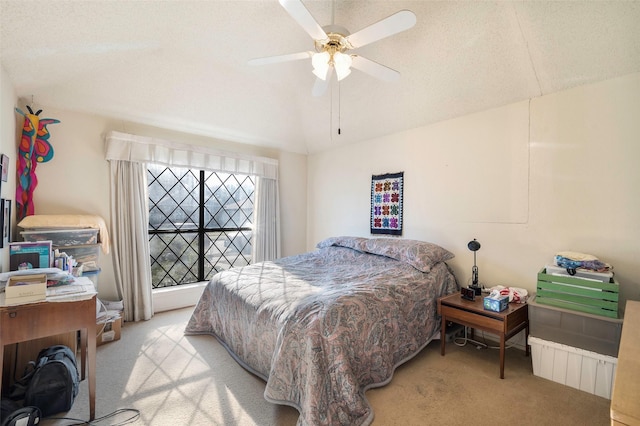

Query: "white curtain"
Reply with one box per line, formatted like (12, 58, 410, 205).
(252, 176, 281, 262)
(109, 159, 154, 322)
(105, 131, 280, 319)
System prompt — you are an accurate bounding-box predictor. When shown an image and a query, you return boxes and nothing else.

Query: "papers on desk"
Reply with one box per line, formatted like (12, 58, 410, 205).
(46, 276, 97, 302)
(0, 267, 71, 291)
(46, 281, 95, 299)
(0, 275, 97, 306)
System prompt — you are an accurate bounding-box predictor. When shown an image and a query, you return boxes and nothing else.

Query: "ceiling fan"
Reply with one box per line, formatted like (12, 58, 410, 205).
(249, 0, 417, 97)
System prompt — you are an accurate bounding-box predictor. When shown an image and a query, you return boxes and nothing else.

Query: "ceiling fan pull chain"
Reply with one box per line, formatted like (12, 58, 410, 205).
(338, 81, 341, 135)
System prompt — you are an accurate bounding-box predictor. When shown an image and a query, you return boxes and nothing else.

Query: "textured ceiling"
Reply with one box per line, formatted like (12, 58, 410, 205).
(1, 1, 639, 154)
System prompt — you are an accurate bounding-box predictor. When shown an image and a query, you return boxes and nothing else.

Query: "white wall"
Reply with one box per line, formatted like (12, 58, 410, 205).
(4, 67, 638, 315)
(1, 96, 308, 302)
(308, 73, 640, 312)
(0, 66, 17, 273)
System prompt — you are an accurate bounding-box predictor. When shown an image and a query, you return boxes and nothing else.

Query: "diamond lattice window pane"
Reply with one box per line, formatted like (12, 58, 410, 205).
(149, 232, 199, 288)
(148, 165, 254, 288)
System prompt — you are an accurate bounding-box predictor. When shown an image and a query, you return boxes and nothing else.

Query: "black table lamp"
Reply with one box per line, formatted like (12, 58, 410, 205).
(468, 239, 481, 295)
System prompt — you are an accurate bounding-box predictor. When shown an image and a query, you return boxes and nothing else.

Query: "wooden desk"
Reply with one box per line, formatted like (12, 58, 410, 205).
(438, 292, 529, 379)
(610, 300, 640, 426)
(0, 296, 96, 420)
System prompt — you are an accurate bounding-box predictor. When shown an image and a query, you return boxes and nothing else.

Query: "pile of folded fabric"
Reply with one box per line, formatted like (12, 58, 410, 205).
(554, 251, 613, 274)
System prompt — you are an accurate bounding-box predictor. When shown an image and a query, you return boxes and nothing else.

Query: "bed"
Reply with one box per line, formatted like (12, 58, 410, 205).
(184, 236, 459, 425)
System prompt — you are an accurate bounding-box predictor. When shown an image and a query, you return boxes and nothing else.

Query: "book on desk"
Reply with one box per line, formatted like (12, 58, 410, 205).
(5, 273, 47, 304)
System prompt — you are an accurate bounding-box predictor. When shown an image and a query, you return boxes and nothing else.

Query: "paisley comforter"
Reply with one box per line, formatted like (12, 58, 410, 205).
(185, 237, 458, 425)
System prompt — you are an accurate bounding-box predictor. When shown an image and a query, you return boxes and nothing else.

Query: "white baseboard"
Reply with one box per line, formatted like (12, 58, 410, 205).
(152, 282, 207, 313)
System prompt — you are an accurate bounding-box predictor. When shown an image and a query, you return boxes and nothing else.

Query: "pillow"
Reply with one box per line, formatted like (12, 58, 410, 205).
(363, 238, 454, 272)
(316, 236, 368, 252)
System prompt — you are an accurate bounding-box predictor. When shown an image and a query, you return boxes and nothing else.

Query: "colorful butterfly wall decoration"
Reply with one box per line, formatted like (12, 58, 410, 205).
(15, 106, 60, 221)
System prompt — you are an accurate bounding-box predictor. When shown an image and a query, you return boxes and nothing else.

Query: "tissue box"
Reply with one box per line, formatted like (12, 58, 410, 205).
(484, 295, 509, 312)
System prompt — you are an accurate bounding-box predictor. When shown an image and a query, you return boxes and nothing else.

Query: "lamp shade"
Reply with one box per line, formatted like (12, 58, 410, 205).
(312, 51, 330, 80)
(333, 52, 352, 81)
(468, 239, 481, 252)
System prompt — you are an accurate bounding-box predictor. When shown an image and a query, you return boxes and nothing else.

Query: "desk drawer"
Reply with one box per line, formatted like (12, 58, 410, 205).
(441, 305, 505, 333)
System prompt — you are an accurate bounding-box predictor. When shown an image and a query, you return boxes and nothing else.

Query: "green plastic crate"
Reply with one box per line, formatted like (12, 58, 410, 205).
(536, 267, 619, 319)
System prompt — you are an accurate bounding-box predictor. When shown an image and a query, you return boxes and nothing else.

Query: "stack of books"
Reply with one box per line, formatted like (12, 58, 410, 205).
(53, 248, 75, 274)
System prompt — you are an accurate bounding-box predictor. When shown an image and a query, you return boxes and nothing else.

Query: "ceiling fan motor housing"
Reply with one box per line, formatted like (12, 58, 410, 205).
(315, 27, 353, 55)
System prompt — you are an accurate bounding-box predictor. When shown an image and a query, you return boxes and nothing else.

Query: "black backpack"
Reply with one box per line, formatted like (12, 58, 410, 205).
(22, 345, 80, 417)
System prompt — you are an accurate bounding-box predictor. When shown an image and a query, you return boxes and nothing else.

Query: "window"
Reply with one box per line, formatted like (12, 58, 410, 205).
(147, 164, 255, 288)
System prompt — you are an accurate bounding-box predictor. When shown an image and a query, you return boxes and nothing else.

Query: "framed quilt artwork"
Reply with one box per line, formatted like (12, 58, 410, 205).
(370, 172, 403, 235)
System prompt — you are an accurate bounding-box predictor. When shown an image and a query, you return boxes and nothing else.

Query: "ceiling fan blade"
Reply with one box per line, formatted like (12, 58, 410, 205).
(346, 10, 417, 49)
(248, 51, 312, 66)
(279, 0, 328, 41)
(312, 68, 333, 97)
(351, 56, 400, 82)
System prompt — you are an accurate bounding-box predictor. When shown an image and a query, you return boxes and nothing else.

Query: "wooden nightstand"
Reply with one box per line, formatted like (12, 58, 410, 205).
(437, 292, 529, 379)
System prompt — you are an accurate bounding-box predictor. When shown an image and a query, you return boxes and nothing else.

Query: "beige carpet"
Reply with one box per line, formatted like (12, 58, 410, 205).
(40, 307, 611, 425)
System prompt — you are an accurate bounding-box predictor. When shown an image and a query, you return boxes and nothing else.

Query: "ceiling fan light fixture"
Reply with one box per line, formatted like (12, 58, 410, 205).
(335, 66, 351, 81)
(259, 1, 417, 95)
(333, 52, 352, 81)
(312, 67, 329, 80)
(312, 51, 331, 80)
